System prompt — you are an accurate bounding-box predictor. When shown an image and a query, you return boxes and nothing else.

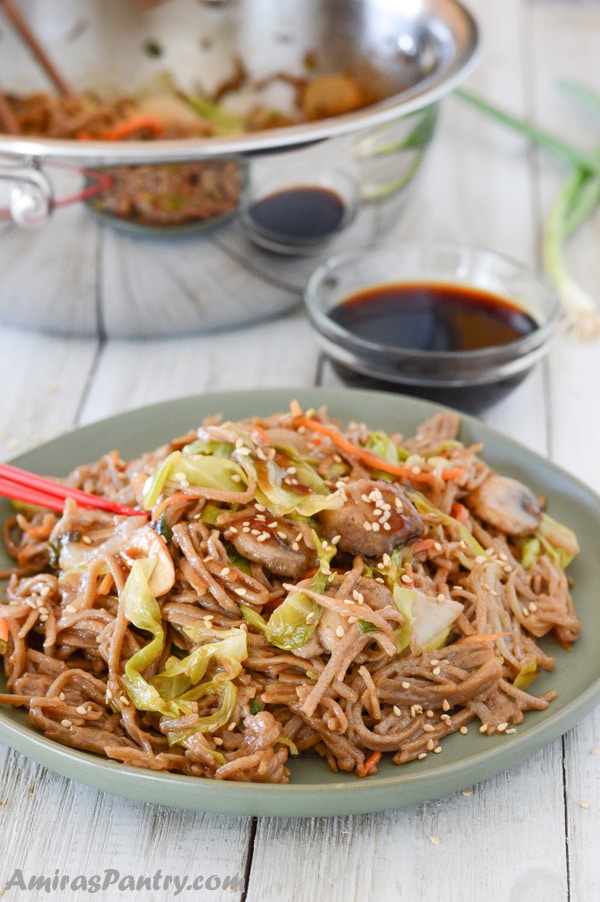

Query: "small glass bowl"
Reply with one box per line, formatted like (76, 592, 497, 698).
(303, 242, 563, 413)
(239, 167, 360, 256)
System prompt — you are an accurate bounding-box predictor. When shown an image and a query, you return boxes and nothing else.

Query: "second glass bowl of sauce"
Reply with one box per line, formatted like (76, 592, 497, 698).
(304, 243, 563, 413)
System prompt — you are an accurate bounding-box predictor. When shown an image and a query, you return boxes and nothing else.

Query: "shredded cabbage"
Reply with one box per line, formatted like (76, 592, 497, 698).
(121, 559, 247, 744)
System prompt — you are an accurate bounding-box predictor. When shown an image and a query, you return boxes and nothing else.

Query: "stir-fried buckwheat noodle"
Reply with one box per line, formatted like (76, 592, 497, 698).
(0, 404, 581, 783)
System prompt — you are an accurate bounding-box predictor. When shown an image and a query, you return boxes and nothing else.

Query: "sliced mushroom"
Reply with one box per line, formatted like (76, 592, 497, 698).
(468, 474, 542, 536)
(316, 607, 349, 653)
(318, 478, 424, 559)
(224, 518, 314, 580)
(120, 524, 175, 596)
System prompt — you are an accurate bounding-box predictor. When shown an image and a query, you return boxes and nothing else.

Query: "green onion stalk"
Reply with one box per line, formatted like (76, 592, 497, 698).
(456, 85, 600, 340)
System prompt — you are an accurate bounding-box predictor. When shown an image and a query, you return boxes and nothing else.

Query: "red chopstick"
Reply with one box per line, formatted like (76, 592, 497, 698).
(0, 462, 148, 518)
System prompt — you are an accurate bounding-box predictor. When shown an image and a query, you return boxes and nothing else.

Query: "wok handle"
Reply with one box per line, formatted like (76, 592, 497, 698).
(0, 156, 54, 226)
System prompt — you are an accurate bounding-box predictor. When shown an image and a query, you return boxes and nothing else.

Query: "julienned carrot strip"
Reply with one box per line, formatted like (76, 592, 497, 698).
(152, 491, 196, 520)
(250, 425, 269, 445)
(411, 538, 437, 555)
(296, 417, 464, 483)
(451, 502, 470, 524)
(0, 616, 9, 643)
(357, 750, 382, 777)
(457, 631, 510, 644)
(101, 115, 165, 141)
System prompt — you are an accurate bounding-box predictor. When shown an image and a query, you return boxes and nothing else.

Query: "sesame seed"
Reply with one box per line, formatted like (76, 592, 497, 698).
(61, 719, 72, 728)
(497, 722, 509, 733)
(427, 739, 435, 751)
(442, 699, 451, 711)
(393, 705, 401, 716)
(461, 789, 473, 797)
(459, 726, 468, 735)
(479, 724, 489, 733)
(305, 612, 316, 624)
(429, 835, 441, 845)
(76, 705, 87, 715)
(401, 574, 412, 584)
(433, 745, 442, 754)
(423, 724, 435, 733)
(579, 800, 591, 809)
(505, 728, 517, 734)
(220, 567, 231, 578)
(401, 681, 410, 689)
(335, 626, 345, 638)
(418, 752, 427, 760)
(529, 602, 538, 612)
(234, 587, 248, 596)
(231, 475, 242, 483)
(432, 666, 441, 676)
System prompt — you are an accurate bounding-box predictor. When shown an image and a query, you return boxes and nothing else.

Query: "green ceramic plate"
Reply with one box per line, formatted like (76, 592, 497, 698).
(1, 388, 599, 817)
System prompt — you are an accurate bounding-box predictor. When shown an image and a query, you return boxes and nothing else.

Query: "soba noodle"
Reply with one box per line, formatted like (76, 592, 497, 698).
(0, 404, 581, 783)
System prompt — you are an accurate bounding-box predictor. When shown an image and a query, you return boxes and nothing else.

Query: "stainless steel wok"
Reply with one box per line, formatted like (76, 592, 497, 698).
(0, 0, 479, 337)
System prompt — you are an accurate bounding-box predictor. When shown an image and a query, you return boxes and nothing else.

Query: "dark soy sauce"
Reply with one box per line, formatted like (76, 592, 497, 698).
(327, 282, 539, 412)
(329, 282, 537, 352)
(247, 186, 346, 244)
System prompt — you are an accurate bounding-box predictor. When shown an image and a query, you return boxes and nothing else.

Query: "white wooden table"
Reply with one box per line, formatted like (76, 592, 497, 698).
(0, 1, 598, 899)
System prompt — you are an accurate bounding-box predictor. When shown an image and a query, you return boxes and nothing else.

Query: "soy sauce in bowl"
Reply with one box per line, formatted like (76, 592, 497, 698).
(304, 244, 562, 413)
(328, 282, 538, 352)
(240, 170, 360, 255)
(248, 186, 347, 244)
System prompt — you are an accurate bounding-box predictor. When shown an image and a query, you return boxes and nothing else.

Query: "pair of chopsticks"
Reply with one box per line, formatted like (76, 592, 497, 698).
(0, 0, 71, 135)
(0, 462, 148, 519)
